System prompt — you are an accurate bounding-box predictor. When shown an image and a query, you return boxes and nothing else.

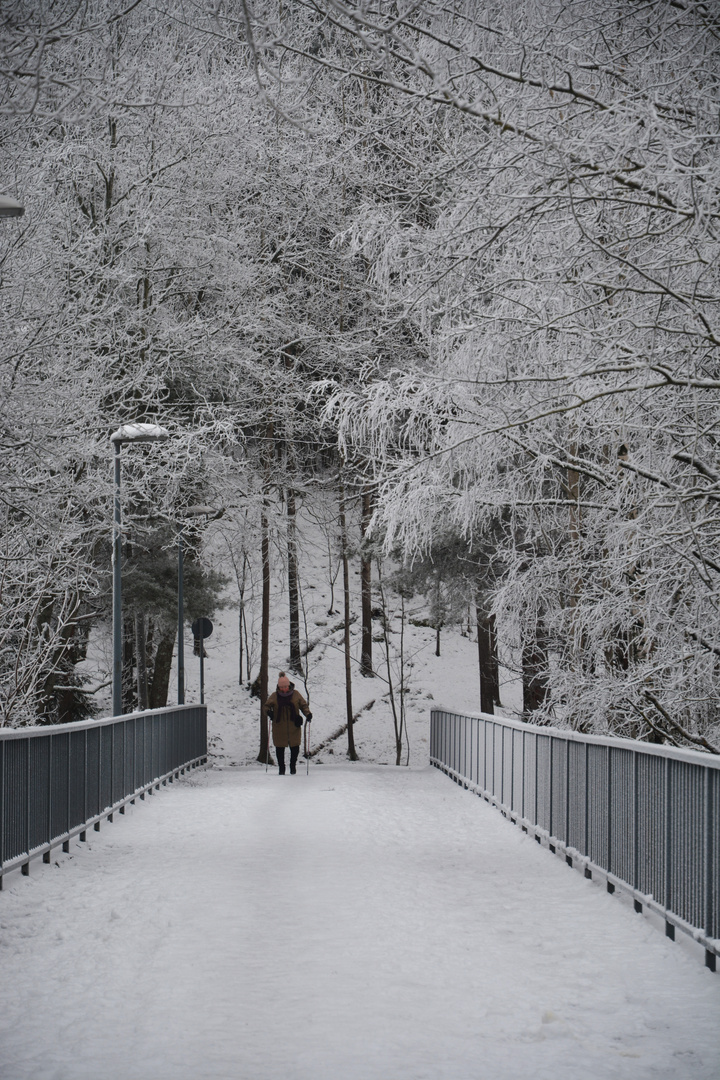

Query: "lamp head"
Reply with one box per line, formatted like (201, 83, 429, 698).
(110, 422, 170, 444)
(0, 196, 25, 218)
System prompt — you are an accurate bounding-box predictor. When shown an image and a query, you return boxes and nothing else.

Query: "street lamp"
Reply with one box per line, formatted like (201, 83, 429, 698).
(0, 195, 25, 217)
(176, 505, 216, 705)
(110, 423, 170, 717)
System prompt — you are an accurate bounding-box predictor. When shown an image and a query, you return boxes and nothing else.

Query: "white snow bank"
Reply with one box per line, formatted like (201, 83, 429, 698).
(0, 763, 717, 1079)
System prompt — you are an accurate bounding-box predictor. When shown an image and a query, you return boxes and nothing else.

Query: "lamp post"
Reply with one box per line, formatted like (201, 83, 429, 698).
(110, 423, 169, 717)
(0, 195, 24, 217)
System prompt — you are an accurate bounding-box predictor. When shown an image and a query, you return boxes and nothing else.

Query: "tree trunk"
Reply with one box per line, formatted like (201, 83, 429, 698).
(476, 601, 499, 715)
(145, 616, 156, 690)
(135, 611, 149, 710)
(339, 477, 358, 760)
(287, 486, 302, 673)
(243, 600, 251, 687)
(258, 503, 273, 764)
(238, 603, 243, 685)
(122, 615, 136, 713)
(398, 592, 407, 766)
(148, 630, 175, 709)
(360, 487, 374, 676)
(377, 560, 404, 766)
(490, 616, 501, 707)
(522, 624, 548, 716)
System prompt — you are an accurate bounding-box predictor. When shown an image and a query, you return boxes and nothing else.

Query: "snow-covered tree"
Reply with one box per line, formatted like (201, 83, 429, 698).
(252, 0, 720, 749)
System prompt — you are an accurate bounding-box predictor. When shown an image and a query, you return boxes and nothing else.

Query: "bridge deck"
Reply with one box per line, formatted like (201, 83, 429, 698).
(0, 763, 717, 1079)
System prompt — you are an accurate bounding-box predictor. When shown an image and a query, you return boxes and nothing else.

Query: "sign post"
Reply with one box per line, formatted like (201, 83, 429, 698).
(192, 618, 213, 704)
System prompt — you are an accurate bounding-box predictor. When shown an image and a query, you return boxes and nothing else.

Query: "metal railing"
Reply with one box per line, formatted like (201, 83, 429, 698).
(0, 704, 207, 887)
(430, 709, 719, 971)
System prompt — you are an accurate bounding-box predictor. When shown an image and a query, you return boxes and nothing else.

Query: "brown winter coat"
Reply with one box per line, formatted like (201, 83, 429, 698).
(265, 684, 311, 748)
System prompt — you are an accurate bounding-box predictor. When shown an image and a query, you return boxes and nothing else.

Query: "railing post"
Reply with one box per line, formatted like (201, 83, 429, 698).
(483, 718, 488, 792)
(98, 725, 102, 813)
(534, 732, 539, 828)
(633, 751, 640, 911)
(565, 737, 570, 849)
(500, 722, 505, 807)
(0, 739, 4, 888)
(665, 756, 674, 939)
(510, 725, 515, 812)
(548, 737, 554, 840)
(25, 737, 31, 866)
(493, 723, 498, 800)
(705, 766, 716, 971)
(476, 717, 480, 786)
(607, 746, 613, 893)
(134, 715, 139, 794)
(463, 714, 467, 780)
(84, 729, 88, 828)
(66, 731, 72, 840)
(521, 729, 526, 820)
(584, 741, 590, 861)
(47, 734, 53, 856)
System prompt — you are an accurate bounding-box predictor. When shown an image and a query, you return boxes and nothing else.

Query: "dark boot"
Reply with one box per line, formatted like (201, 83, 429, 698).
(290, 746, 299, 774)
(277, 747, 286, 775)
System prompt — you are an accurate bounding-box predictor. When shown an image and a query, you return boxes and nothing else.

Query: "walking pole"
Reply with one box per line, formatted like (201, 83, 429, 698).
(265, 706, 270, 773)
(304, 720, 309, 776)
(298, 581, 312, 777)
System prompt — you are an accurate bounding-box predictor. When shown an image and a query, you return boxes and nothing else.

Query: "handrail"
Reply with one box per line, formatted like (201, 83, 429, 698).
(0, 704, 207, 887)
(430, 708, 719, 972)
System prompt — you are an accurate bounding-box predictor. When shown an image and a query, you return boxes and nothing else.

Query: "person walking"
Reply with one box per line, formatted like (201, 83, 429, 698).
(265, 671, 312, 775)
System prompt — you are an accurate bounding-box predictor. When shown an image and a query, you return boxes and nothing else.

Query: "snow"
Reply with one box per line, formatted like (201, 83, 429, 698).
(154, 508, 525, 772)
(5, 513, 718, 1077)
(0, 763, 718, 1079)
(109, 422, 170, 443)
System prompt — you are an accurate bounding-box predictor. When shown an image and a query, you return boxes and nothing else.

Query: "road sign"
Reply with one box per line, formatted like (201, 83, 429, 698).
(191, 618, 213, 705)
(191, 618, 213, 639)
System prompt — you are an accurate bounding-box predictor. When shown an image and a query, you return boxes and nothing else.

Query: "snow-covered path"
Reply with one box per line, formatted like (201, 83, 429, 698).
(0, 764, 718, 1080)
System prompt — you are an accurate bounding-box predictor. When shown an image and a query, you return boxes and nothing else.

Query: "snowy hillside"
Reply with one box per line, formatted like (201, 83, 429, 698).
(164, 511, 523, 770)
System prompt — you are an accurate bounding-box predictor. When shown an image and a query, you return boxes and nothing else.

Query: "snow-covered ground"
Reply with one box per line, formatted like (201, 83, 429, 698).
(4, 512, 718, 1078)
(1, 763, 718, 1080)
(153, 508, 525, 771)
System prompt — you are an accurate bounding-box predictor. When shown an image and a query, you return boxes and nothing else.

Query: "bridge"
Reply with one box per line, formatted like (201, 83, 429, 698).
(0, 708, 718, 1079)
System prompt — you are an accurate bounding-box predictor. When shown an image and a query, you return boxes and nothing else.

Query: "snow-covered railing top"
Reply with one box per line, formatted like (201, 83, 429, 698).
(430, 708, 719, 972)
